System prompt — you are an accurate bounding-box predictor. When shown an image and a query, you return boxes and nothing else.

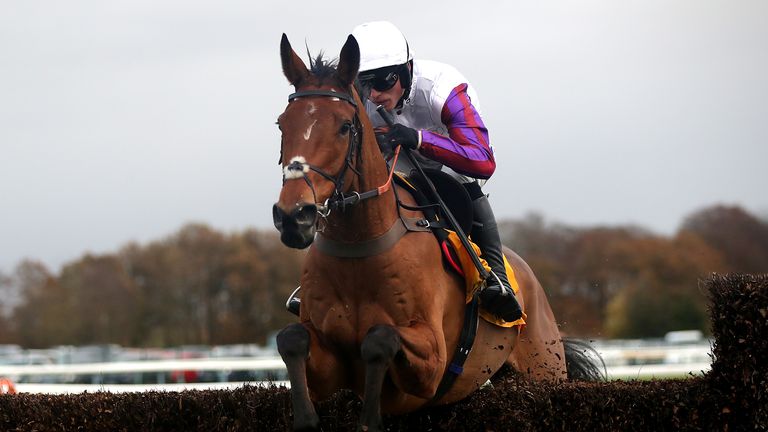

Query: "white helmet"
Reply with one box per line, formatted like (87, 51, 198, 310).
(351, 21, 412, 72)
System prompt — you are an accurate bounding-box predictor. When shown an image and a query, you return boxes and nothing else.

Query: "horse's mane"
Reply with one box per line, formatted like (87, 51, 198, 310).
(305, 50, 365, 101)
(307, 51, 342, 86)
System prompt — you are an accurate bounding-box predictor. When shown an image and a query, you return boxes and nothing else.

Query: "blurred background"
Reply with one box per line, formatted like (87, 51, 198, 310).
(1, 0, 767, 349)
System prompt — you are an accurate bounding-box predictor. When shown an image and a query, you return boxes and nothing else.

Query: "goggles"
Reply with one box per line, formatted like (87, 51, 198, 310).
(358, 67, 400, 92)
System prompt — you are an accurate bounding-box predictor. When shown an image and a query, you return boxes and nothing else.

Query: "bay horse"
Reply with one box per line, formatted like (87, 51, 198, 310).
(273, 34, 597, 432)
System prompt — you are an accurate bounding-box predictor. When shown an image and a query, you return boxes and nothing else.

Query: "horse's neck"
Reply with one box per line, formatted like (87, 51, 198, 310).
(322, 121, 398, 242)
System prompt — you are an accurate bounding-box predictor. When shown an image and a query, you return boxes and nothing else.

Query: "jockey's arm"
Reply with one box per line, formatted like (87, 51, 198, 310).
(418, 83, 495, 180)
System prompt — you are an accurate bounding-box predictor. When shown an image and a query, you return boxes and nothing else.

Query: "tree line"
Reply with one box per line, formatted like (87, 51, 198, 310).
(1, 204, 766, 348)
(0, 225, 304, 348)
(501, 204, 768, 337)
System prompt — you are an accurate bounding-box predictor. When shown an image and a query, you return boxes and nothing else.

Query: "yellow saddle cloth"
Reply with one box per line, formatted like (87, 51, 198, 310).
(445, 231, 526, 328)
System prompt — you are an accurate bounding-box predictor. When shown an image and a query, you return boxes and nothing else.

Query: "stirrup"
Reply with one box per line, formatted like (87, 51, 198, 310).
(485, 270, 512, 296)
(286, 286, 301, 316)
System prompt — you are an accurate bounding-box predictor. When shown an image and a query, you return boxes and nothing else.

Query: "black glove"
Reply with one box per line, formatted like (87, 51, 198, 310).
(479, 283, 523, 322)
(376, 124, 420, 151)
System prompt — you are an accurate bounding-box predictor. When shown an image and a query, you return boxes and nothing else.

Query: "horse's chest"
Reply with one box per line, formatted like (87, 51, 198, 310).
(309, 288, 416, 342)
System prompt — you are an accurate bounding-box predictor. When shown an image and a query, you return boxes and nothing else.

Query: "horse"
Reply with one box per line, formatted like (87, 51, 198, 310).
(273, 33, 599, 432)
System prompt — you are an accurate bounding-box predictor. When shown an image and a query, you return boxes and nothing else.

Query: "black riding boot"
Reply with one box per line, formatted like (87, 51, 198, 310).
(471, 195, 523, 323)
(286, 286, 301, 316)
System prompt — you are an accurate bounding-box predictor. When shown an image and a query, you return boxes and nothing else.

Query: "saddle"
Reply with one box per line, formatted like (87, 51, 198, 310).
(394, 168, 473, 242)
(394, 167, 477, 271)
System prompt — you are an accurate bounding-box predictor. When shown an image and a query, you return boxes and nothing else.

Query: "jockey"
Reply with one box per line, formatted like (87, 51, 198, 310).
(352, 21, 522, 323)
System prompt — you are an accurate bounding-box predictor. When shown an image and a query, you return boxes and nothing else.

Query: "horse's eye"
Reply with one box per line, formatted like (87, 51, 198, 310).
(339, 122, 352, 135)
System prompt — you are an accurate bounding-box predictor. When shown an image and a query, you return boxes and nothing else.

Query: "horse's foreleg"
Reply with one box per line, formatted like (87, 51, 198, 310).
(276, 323, 319, 432)
(359, 324, 402, 432)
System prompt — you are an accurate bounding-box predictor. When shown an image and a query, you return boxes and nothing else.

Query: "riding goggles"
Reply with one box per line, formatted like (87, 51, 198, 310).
(358, 66, 400, 92)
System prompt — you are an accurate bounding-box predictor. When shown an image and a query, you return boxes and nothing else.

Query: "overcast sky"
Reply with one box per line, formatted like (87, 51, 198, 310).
(2, 0, 767, 273)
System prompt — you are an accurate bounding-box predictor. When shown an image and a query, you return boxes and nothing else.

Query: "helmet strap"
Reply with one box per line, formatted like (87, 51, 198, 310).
(395, 60, 413, 109)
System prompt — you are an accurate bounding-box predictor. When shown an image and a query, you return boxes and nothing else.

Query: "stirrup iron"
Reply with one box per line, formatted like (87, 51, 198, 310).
(485, 270, 510, 296)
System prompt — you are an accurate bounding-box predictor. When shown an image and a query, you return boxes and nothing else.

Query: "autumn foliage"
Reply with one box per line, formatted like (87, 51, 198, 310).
(0, 224, 303, 348)
(0, 204, 766, 347)
(496, 204, 765, 337)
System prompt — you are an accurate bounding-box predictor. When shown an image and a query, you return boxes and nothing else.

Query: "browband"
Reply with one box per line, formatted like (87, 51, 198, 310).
(288, 90, 357, 108)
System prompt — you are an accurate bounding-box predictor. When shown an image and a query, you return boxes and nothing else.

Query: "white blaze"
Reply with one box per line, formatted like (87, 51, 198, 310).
(303, 120, 317, 141)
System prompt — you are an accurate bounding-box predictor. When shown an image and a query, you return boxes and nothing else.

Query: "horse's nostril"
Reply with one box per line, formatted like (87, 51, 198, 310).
(273, 204, 286, 231)
(296, 204, 317, 222)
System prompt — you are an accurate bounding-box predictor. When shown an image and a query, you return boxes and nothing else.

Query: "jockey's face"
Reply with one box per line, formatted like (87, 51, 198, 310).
(359, 63, 410, 111)
(368, 79, 404, 111)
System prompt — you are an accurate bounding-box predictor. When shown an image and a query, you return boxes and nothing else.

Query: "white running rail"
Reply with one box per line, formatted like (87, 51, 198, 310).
(2, 343, 714, 394)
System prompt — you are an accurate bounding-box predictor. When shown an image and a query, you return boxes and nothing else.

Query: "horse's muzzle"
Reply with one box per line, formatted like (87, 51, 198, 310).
(272, 203, 318, 249)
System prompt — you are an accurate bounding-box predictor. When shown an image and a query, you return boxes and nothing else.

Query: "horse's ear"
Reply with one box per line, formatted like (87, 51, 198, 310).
(281, 33, 308, 86)
(337, 35, 360, 87)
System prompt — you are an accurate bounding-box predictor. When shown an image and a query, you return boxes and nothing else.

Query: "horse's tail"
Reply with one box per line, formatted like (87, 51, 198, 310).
(563, 338, 607, 381)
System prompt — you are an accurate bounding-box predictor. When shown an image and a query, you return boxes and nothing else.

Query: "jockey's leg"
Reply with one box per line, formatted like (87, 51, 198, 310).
(470, 193, 524, 323)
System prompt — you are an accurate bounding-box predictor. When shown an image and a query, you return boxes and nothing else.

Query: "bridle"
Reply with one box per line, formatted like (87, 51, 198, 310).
(280, 88, 400, 222)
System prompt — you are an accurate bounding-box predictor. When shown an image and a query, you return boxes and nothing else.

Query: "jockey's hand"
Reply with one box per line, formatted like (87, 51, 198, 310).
(375, 124, 421, 151)
(374, 127, 393, 154)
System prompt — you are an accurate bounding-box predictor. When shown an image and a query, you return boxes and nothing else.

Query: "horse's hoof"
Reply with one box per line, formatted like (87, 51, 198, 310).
(294, 416, 320, 432)
(358, 423, 384, 432)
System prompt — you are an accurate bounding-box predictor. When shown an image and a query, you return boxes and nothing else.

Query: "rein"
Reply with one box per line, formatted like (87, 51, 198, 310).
(282, 89, 401, 217)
